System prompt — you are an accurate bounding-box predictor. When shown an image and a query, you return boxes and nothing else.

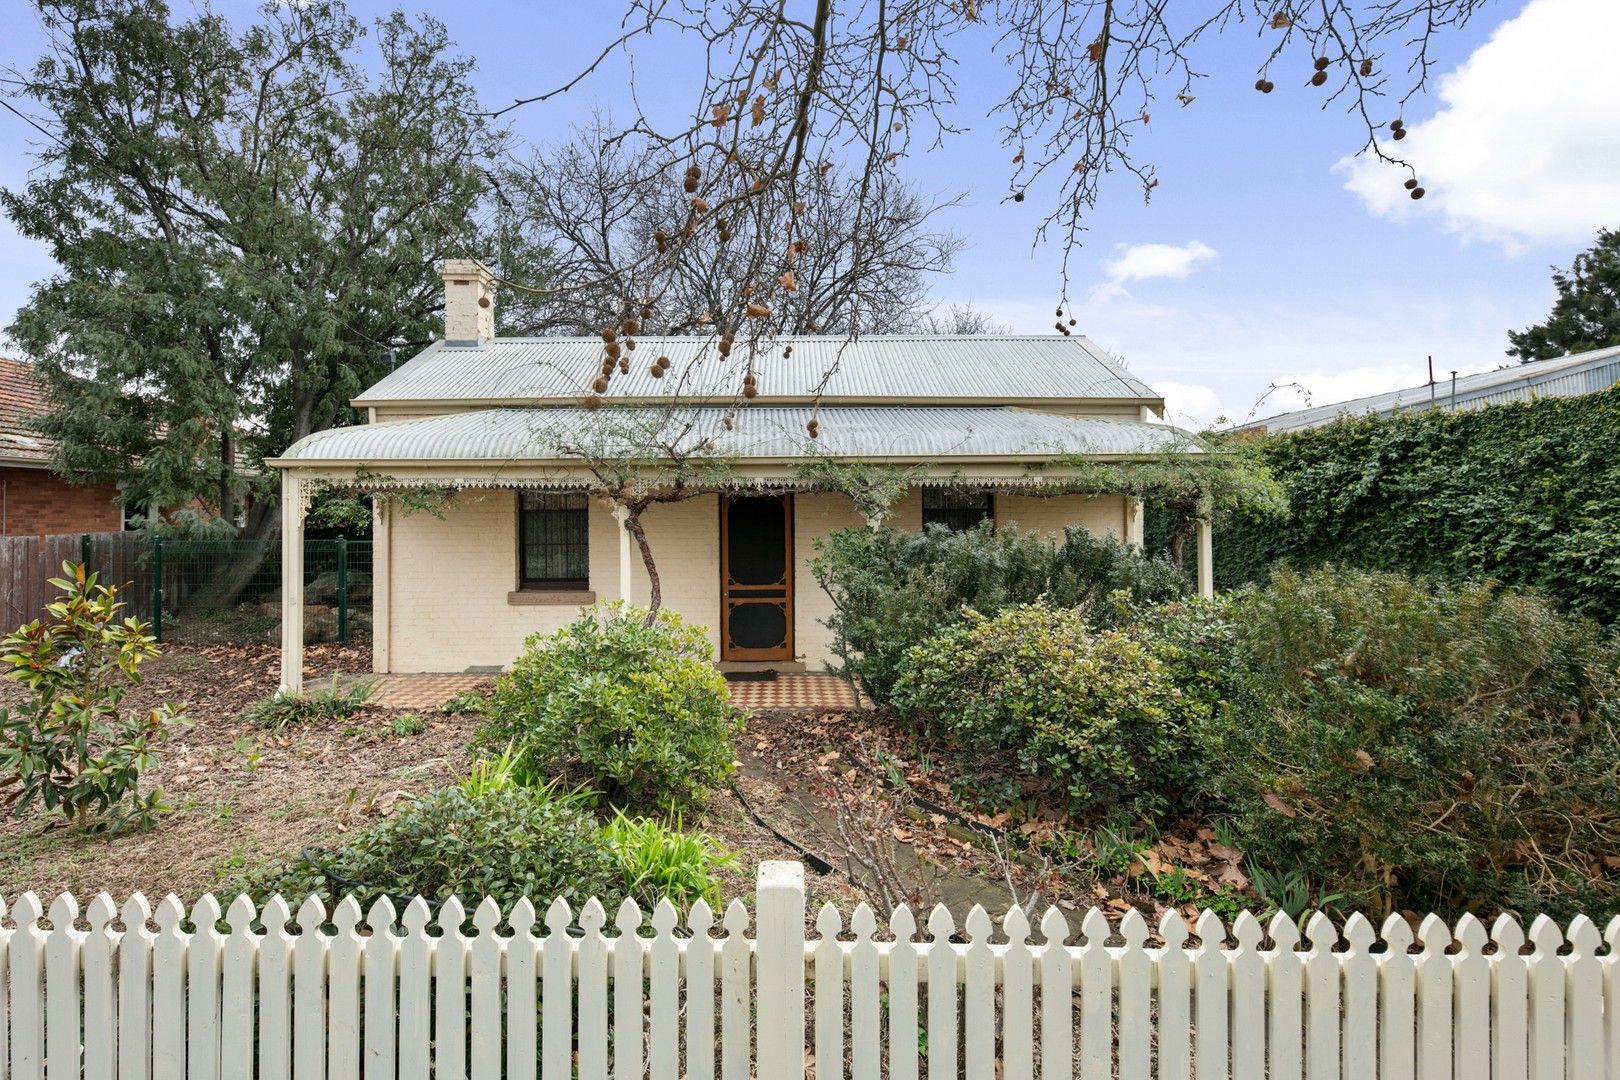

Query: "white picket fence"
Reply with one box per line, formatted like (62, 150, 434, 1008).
(3, 861, 1618, 1079)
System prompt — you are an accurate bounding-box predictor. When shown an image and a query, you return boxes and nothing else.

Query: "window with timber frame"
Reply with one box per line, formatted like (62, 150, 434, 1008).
(518, 491, 589, 589)
(922, 488, 994, 532)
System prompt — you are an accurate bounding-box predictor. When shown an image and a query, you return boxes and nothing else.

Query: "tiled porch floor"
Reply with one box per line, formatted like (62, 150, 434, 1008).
(347, 670, 863, 712)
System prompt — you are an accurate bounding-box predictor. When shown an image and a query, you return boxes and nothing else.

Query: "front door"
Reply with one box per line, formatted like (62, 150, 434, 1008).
(720, 494, 794, 661)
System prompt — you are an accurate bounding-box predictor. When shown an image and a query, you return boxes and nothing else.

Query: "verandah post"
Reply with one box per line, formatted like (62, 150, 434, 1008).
(756, 860, 807, 1080)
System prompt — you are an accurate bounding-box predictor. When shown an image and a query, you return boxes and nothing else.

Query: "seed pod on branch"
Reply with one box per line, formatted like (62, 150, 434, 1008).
(691, 197, 710, 213)
(1310, 70, 1327, 86)
(746, 302, 771, 318)
(777, 270, 797, 292)
(1359, 58, 1373, 76)
(582, 393, 602, 411)
(1314, 56, 1330, 71)
(592, 376, 609, 393)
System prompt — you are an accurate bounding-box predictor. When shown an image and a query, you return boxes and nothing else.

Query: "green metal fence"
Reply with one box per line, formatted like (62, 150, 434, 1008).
(67, 533, 372, 645)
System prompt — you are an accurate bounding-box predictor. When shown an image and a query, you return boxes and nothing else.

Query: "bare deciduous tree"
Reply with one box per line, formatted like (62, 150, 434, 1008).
(494, 118, 961, 338)
(491, 0, 1485, 309)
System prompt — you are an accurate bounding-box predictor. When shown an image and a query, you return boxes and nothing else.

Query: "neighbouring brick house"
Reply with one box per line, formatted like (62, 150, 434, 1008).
(0, 357, 123, 537)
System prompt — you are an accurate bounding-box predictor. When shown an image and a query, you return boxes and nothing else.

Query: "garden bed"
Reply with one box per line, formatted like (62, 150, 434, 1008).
(0, 640, 1215, 923)
(0, 643, 847, 908)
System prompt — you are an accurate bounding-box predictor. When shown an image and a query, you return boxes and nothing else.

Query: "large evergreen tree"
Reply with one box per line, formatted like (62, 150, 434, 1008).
(1508, 228, 1620, 363)
(2, 0, 501, 536)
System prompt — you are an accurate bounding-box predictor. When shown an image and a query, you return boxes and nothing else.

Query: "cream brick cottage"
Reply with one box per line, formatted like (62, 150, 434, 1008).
(268, 262, 1212, 692)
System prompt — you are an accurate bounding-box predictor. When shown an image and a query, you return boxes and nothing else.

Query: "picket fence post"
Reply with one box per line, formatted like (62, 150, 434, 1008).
(755, 860, 806, 1080)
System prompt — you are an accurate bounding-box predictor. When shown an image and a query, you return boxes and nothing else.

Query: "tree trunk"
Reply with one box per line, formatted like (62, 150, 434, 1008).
(623, 506, 662, 624)
(183, 493, 281, 611)
(1168, 517, 1192, 573)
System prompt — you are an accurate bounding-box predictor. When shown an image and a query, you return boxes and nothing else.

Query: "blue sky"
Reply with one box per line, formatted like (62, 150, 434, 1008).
(1, 0, 1615, 428)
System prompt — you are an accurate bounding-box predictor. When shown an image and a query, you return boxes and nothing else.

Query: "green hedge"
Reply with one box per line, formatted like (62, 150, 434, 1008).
(1207, 387, 1620, 622)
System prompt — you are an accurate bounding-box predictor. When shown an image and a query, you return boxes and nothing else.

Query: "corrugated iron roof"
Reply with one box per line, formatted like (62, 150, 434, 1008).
(277, 406, 1200, 465)
(1232, 344, 1620, 433)
(354, 335, 1161, 407)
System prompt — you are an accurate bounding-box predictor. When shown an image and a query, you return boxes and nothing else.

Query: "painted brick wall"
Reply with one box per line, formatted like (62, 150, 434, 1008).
(0, 467, 121, 537)
(385, 486, 1131, 673)
(995, 492, 1127, 539)
(791, 491, 867, 670)
(386, 490, 723, 673)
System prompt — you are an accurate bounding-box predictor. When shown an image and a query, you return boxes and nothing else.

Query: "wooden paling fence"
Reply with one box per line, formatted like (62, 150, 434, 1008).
(2, 862, 1618, 1079)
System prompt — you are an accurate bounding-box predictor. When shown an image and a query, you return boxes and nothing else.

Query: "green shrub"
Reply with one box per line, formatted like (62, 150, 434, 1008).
(441, 690, 486, 715)
(1208, 388, 1620, 622)
(601, 811, 734, 908)
(1202, 565, 1620, 919)
(237, 677, 373, 732)
(389, 714, 425, 737)
(891, 603, 1201, 819)
(242, 781, 619, 911)
(813, 522, 1188, 704)
(480, 602, 743, 810)
(0, 563, 186, 830)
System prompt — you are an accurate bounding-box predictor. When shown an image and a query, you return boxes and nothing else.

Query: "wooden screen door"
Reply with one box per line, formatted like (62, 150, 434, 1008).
(720, 494, 794, 661)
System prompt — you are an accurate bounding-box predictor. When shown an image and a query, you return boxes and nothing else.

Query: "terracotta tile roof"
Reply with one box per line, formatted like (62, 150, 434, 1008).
(0, 357, 55, 465)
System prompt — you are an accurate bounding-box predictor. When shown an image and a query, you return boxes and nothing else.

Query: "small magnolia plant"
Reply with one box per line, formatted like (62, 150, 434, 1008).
(0, 563, 187, 831)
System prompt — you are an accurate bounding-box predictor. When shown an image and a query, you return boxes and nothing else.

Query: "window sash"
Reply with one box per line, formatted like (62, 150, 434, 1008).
(519, 491, 589, 586)
(922, 489, 994, 533)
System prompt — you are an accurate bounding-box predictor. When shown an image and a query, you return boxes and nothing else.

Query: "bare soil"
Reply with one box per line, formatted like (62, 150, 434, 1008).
(0, 644, 853, 908)
(2, 645, 1246, 926)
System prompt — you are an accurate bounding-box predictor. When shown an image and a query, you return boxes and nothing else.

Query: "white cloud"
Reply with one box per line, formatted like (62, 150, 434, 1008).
(1103, 240, 1218, 282)
(1340, 0, 1620, 247)
(1151, 381, 1231, 430)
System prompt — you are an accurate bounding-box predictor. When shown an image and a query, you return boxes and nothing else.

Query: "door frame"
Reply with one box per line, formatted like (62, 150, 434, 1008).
(718, 493, 795, 661)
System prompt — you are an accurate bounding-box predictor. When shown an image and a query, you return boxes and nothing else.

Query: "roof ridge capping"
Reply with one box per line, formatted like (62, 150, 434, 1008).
(353, 334, 1163, 410)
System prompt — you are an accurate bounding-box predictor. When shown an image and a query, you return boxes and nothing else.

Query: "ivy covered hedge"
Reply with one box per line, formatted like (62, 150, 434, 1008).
(1206, 387, 1620, 622)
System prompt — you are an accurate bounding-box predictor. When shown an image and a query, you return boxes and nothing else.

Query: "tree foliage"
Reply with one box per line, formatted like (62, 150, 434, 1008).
(1215, 388, 1620, 623)
(1509, 228, 1620, 362)
(2, 0, 501, 533)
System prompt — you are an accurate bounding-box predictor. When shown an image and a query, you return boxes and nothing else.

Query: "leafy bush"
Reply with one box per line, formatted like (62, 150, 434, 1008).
(1211, 388, 1620, 623)
(242, 780, 619, 911)
(480, 602, 743, 810)
(237, 677, 374, 731)
(441, 690, 486, 715)
(0, 564, 186, 830)
(1201, 566, 1620, 919)
(813, 522, 1188, 704)
(891, 603, 1201, 819)
(601, 811, 734, 908)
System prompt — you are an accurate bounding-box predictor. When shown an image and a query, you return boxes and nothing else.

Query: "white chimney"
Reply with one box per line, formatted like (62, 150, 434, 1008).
(441, 259, 496, 344)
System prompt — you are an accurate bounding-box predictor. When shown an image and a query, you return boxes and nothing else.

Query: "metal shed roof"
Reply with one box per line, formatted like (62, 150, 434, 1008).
(353, 335, 1162, 408)
(277, 406, 1199, 465)
(1232, 344, 1620, 434)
